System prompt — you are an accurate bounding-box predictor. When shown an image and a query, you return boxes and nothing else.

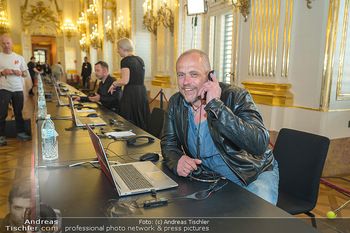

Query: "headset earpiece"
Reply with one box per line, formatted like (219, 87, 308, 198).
(191, 165, 203, 176)
(188, 165, 222, 183)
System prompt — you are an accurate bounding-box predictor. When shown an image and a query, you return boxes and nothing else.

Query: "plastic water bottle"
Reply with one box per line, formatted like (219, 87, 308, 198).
(41, 114, 58, 160)
(38, 95, 47, 119)
(37, 85, 44, 96)
(37, 74, 42, 86)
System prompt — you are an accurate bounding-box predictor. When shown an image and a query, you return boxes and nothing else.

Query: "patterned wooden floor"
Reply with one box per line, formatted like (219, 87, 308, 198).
(0, 95, 35, 218)
(0, 95, 349, 232)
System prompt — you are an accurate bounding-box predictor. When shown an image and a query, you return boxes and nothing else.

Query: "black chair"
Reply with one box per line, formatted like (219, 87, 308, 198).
(273, 128, 330, 228)
(80, 79, 98, 95)
(146, 107, 165, 139)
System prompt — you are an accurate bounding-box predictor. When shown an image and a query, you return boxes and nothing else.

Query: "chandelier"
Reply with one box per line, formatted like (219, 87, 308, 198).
(62, 19, 77, 41)
(79, 33, 90, 52)
(105, 16, 115, 43)
(87, 0, 98, 24)
(0, 11, 9, 35)
(157, 0, 174, 34)
(77, 12, 86, 34)
(90, 24, 101, 48)
(116, 10, 130, 39)
(231, 0, 251, 22)
(142, 0, 174, 36)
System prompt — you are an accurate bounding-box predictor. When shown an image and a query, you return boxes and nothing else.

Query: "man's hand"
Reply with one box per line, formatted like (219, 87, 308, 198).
(88, 93, 100, 102)
(2, 68, 13, 76)
(71, 95, 81, 101)
(198, 72, 221, 104)
(177, 155, 202, 177)
(12, 69, 22, 76)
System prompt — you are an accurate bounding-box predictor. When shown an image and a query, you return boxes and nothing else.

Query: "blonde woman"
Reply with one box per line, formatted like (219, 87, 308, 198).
(108, 38, 150, 130)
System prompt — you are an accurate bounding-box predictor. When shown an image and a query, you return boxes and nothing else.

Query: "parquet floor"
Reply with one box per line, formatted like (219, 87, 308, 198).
(0, 95, 349, 232)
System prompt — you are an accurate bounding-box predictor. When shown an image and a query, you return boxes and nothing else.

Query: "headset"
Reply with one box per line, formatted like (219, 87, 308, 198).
(188, 164, 222, 183)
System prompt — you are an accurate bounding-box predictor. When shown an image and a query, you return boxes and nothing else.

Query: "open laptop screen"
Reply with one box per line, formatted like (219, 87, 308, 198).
(86, 124, 117, 189)
(67, 95, 77, 124)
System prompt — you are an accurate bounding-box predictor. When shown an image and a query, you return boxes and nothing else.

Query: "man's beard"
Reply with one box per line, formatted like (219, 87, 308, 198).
(184, 95, 199, 104)
(181, 88, 200, 104)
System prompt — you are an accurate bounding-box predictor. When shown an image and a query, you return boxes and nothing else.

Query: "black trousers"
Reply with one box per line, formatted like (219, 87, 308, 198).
(82, 75, 90, 87)
(0, 90, 25, 136)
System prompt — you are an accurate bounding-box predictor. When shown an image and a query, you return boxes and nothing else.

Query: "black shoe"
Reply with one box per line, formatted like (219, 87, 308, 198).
(17, 133, 31, 141)
(0, 136, 7, 146)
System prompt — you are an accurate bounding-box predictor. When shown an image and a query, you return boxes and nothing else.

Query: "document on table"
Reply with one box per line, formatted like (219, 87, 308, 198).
(105, 131, 136, 138)
(76, 109, 96, 113)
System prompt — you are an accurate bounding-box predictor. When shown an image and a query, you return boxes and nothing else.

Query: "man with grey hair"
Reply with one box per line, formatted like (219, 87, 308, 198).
(161, 49, 279, 205)
(0, 35, 31, 146)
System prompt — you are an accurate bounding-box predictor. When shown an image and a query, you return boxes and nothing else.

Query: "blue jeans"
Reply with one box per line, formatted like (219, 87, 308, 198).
(238, 160, 279, 205)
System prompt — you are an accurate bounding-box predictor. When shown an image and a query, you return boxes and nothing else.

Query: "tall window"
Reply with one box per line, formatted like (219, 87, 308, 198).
(223, 13, 233, 83)
(210, 12, 233, 84)
(34, 50, 46, 64)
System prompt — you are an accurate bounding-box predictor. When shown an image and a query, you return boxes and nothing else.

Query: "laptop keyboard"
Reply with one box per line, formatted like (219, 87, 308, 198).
(77, 117, 93, 125)
(113, 164, 153, 190)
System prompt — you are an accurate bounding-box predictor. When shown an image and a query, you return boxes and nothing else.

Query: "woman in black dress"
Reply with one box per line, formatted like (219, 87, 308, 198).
(108, 38, 150, 130)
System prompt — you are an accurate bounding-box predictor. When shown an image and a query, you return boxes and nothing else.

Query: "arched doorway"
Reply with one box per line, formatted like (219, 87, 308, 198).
(31, 36, 56, 67)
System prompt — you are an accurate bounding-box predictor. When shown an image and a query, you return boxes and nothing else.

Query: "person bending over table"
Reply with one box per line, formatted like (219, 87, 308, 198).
(72, 61, 122, 113)
(108, 38, 150, 130)
(161, 49, 279, 205)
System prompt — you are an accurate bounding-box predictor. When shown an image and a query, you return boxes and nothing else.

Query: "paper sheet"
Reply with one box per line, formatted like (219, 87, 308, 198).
(105, 131, 136, 138)
(76, 109, 96, 113)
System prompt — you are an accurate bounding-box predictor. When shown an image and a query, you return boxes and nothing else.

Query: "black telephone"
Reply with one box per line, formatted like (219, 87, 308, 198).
(126, 135, 155, 145)
(203, 70, 216, 101)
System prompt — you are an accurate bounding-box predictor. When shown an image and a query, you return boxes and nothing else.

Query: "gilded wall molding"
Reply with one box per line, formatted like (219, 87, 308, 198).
(21, 0, 62, 31)
(242, 81, 293, 106)
(151, 75, 172, 88)
(0, 0, 6, 11)
(281, 0, 293, 77)
(248, 0, 283, 77)
(320, 0, 340, 110)
(336, 0, 350, 101)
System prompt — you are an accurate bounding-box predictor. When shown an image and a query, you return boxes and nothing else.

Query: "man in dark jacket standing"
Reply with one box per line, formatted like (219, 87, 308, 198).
(43, 59, 51, 77)
(27, 56, 42, 94)
(161, 49, 279, 205)
(81, 56, 92, 88)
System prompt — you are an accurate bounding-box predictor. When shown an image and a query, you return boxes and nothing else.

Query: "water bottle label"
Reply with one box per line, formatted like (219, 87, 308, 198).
(42, 129, 59, 138)
(42, 129, 51, 138)
(42, 129, 54, 138)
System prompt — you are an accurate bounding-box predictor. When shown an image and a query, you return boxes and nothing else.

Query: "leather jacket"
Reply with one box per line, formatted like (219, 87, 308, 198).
(161, 82, 275, 186)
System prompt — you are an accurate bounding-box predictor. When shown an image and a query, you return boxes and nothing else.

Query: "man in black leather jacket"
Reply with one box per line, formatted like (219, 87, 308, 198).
(161, 49, 279, 204)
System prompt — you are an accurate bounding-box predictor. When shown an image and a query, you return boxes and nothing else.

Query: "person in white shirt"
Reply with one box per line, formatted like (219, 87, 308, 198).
(51, 62, 64, 82)
(0, 35, 31, 146)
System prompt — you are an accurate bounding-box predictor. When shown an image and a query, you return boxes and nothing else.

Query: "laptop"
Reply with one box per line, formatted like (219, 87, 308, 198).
(86, 124, 178, 196)
(53, 78, 76, 96)
(52, 78, 69, 106)
(67, 95, 106, 127)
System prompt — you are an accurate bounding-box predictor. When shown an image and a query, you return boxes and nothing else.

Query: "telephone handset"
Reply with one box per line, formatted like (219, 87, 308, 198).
(203, 70, 216, 101)
(207, 70, 216, 81)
